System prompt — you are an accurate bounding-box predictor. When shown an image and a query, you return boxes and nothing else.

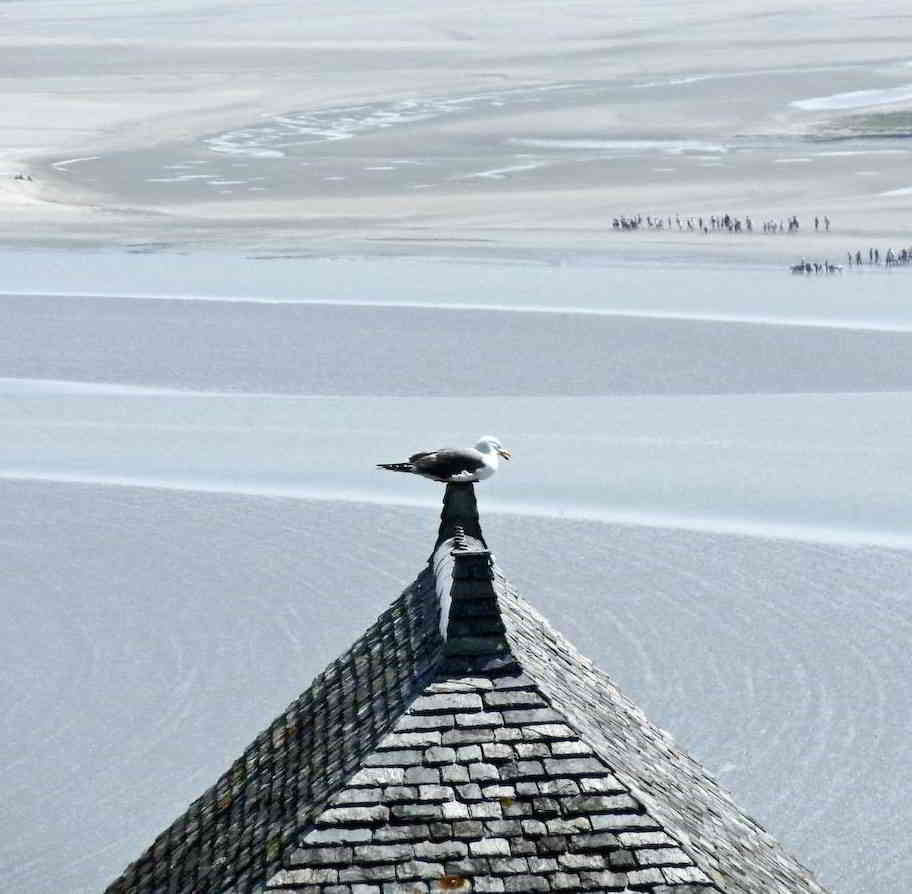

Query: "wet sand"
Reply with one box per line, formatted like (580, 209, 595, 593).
(3, 0, 912, 260)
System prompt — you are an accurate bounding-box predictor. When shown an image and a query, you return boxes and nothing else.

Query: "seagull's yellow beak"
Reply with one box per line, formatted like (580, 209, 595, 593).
(497, 448, 512, 461)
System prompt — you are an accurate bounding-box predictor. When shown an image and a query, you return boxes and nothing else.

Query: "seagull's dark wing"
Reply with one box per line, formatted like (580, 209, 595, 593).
(409, 447, 485, 481)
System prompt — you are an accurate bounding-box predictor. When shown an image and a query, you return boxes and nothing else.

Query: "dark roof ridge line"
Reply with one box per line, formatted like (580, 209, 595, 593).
(435, 482, 487, 553)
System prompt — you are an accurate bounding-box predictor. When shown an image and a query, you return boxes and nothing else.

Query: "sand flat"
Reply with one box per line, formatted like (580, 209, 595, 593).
(2, 0, 912, 256)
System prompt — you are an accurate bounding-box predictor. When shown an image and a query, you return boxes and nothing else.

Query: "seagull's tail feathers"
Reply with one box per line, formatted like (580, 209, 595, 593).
(377, 462, 418, 474)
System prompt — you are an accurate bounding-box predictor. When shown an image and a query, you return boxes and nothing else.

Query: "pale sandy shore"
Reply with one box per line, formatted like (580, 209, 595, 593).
(3, 0, 912, 261)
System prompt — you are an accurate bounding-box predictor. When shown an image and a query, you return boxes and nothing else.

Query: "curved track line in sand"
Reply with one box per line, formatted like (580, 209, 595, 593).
(1, 468, 910, 550)
(3, 290, 912, 333)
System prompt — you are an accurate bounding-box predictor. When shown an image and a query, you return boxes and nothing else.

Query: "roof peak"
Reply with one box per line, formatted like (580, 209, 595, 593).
(105, 484, 833, 894)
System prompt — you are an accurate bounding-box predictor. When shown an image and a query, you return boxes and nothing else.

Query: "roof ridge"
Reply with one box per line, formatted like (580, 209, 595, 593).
(434, 483, 487, 553)
(441, 548, 518, 678)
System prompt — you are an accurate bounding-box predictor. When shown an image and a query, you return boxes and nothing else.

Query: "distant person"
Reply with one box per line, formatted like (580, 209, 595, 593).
(824, 216, 830, 232)
(814, 216, 819, 231)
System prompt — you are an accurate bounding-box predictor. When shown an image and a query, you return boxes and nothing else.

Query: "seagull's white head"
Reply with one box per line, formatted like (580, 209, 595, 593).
(476, 435, 512, 461)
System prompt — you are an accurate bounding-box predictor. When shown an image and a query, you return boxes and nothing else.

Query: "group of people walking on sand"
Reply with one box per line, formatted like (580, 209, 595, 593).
(792, 246, 912, 274)
(612, 213, 754, 233)
(846, 247, 912, 267)
(791, 259, 843, 275)
(612, 213, 831, 235)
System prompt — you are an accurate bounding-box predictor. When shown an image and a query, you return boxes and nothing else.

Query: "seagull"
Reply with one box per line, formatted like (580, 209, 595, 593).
(377, 435, 512, 483)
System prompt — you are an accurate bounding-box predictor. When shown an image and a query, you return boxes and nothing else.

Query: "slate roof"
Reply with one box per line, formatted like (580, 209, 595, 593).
(105, 484, 832, 894)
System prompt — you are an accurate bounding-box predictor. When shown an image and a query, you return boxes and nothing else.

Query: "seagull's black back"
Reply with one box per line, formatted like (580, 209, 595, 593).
(410, 447, 484, 480)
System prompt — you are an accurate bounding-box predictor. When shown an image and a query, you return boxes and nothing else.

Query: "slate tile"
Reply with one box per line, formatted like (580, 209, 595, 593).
(626, 866, 665, 887)
(419, 785, 454, 802)
(468, 763, 500, 782)
(502, 708, 565, 725)
(563, 794, 640, 816)
(457, 783, 483, 801)
(334, 788, 383, 806)
(514, 743, 549, 759)
(469, 802, 502, 819)
(318, 805, 389, 826)
(395, 714, 456, 732)
(509, 838, 537, 856)
(410, 693, 483, 714)
(363, 750, 423, 768)
(442, 728, 496, 746)
(570, 831, 622, 851)
(521, 724, 576, 741)
(395, 860, 445, 881)
(442, 801, 470, 819)
(542, 758, 607, 777)
(487, 857, 530, 874)
(451, 820, 485, 839)
(302, 827, 374, 845)
(483, 690, 547, 709)
(661, 865, 711, 883)
(455, 745, 482, 763)
(635, 846, 692, 867)
(270, 867, 338, 885)
(287, 846, 353, 866)
(481, 784, 516, 800)
(353, 844, 415, 864)
(558, 852, 604, 869)
(578, 775, 626, 795)
(441, 764, 470, 783)
(590, 814, 661, 832)
(455, 711, 504, 729)
(618, 831, 676, 848)
(349, 768, 406, 787)
(378, 731, 442, 750)
(381, 882, 428, 894)
(469, 838, 510, 857)
(546, 817, 591, 835)
(390, 804, 444, 822)
(551, 871, 582, 889)
(481, 743, 514, 762)
(578, 869, 629, 890)
(606, 848, 637, 870)
(414, 841, 468, 861)
(404, 767, 440, 785)
(373, 825, 430, 843)
(383, 787, 419, 803)
(424, 746, 457, 766)
(503, 873, 548, 892)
